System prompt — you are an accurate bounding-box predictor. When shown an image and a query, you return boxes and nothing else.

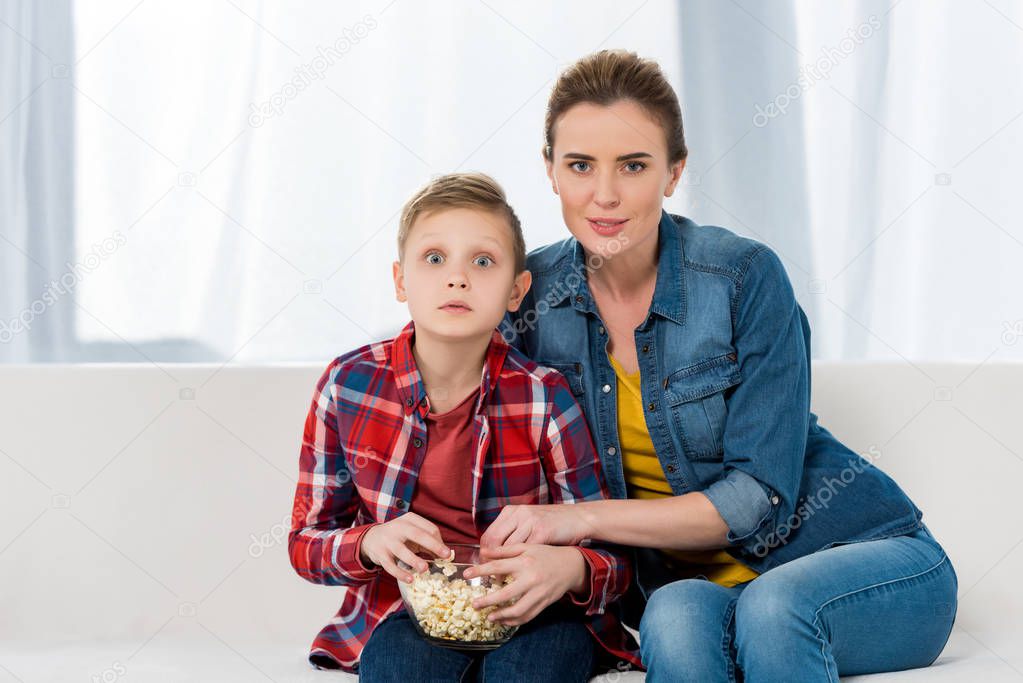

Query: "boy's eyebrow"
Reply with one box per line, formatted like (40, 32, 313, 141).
(417, 233, 505, 249)
(563, 151, 653, 161)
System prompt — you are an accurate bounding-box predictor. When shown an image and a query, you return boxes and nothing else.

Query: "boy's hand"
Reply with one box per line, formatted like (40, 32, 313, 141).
(360, 512, 451, 584)
(479, 503, 592, 548)
(462, 544, 588, 626)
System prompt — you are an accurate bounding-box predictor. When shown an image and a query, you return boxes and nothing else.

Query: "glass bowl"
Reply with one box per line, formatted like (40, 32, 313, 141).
(396, 543, 519, 650)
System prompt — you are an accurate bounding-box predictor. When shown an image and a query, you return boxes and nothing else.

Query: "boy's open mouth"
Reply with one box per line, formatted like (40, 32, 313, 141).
(439, 300, 473, 313)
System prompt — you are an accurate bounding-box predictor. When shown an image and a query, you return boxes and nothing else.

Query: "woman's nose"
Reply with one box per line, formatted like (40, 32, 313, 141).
(593, 173, 620, 208)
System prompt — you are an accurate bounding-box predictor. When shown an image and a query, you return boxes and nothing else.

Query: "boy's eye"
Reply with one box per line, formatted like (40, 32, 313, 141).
(474, 255, 494, 268)
(569, 161, 590, 173)
(624, 161, 647, 173)
(425, 252, 444, 265)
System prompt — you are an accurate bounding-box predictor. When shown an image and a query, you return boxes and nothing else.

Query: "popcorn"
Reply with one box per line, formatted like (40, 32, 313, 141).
(404, 555, 517, 643)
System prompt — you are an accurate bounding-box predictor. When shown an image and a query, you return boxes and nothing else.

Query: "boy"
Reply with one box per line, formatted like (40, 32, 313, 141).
(288, 173, 640, 679)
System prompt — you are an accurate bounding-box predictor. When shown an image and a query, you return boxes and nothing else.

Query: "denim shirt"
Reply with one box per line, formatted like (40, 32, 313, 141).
(501, 211, 924, 591)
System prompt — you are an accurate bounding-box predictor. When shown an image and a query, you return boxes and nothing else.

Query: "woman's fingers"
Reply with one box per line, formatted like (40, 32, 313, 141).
(478, 543, 529, 561)
(479, 508, 516, 548)
(505, 523, 534, 546)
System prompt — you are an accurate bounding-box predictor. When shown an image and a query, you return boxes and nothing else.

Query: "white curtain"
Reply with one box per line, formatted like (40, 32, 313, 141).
(677, 0, 1023, 362)
(2, 0, 1021, 364)
(0, 0, 76, 362)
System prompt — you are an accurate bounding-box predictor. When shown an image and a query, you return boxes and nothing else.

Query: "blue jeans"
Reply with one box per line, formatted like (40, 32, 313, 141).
(638, 525, 957, 682)
(359, 601, 596, 682)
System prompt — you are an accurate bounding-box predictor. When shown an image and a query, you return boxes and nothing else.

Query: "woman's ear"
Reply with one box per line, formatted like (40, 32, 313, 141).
(543, 147, 559, 195)
(392, 260, 407, 302)
(664, 158, 685, 198)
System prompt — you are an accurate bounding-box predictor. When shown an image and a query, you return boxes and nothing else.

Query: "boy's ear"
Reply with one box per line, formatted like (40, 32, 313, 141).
(664, 158, 685, 198)
(507, 269, 532, 312)
(392, 260, 407, 302)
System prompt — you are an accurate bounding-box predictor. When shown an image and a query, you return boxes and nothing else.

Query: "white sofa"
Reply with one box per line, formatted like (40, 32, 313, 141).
(0, 361, 1020, 682)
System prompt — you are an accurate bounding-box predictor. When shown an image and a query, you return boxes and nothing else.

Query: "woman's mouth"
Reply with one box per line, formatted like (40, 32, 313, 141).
(587, 217, 628, 236)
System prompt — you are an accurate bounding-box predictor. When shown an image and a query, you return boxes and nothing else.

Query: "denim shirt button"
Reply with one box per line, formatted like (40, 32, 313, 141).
(602, 384, 611, 393)
(641, 344, 650, 353)
(666, 464, 676, 473)
(647, 402, 656, 411)
(575, 295, 584, 304)
(598, 326, 606, 335)
(771, 495, 780, 504)
(607, 446, 616, 455)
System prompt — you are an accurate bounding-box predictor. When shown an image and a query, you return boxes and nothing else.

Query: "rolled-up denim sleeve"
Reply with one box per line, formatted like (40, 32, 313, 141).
(713, 245, 810, 553)
(702, 469, 778, 543)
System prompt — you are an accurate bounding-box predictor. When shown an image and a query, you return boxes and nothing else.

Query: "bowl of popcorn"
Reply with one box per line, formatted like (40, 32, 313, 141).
(397, 543, 519, 650)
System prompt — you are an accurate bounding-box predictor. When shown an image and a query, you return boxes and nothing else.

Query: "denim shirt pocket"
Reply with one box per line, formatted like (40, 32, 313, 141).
(663, 352, 741, 461)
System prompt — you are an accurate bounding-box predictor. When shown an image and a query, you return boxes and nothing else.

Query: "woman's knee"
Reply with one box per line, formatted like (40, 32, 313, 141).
(639, 579, 737, 673)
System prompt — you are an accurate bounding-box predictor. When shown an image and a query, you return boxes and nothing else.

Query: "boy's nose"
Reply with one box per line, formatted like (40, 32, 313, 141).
(447, 274, 468, 289)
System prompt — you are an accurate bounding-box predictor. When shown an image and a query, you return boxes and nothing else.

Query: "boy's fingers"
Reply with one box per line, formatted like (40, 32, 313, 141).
(408, 531, 450, 561)
(403, 513, 444, 538)
(394, 543, 429, 575)
(465, 556, 516, 580)
(488, 595, 537, 624)
(473, 581, 523, 611)
(379, 554, 412, 584)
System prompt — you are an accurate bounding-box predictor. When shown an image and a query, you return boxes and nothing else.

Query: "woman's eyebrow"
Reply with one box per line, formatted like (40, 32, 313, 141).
(563, 151, 653, 161)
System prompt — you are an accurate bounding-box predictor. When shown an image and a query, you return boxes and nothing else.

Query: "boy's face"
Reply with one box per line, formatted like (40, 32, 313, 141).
(393, 207, 532, 342)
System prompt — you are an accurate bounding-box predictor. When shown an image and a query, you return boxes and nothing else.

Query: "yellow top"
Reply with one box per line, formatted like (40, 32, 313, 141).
(609, 353, 759, 588)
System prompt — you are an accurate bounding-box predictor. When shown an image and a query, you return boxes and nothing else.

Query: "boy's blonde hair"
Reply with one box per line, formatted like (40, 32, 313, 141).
(397, 172, 527, 274)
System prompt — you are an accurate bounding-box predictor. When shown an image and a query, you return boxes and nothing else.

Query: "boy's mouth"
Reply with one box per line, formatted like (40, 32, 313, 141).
(439, 300, 473, 314)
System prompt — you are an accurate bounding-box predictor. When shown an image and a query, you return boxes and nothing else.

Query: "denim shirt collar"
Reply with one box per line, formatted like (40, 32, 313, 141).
(548, 210, 686, 326)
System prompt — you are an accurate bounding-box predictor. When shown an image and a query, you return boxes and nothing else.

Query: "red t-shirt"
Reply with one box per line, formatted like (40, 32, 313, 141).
(409, 387, 480, 546)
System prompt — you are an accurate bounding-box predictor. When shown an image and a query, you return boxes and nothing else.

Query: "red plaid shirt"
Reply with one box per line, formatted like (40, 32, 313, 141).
(288, 321, 641, 673)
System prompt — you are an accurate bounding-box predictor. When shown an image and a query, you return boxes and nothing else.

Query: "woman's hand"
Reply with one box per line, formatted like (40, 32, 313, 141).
(360, 512, 451, 584)
(478, 503, 592, 548)
(462, 544, 588, 626)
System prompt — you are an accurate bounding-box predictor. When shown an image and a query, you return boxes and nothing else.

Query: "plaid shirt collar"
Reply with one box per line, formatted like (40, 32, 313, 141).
(390, 320, 510, 419)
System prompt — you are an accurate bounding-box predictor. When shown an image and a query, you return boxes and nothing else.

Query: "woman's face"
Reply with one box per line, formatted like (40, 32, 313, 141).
(545, 99, 684, 259)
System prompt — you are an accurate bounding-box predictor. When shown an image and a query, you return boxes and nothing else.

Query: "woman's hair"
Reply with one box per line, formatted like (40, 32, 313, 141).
(397, 172, 527, 274)
(543, 49, 688, 164)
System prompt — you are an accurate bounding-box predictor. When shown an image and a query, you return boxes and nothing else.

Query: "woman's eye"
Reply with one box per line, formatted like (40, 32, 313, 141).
(425, 252, 444, 265)
(624, 161, 646, 173)
(474, 256, 494, 268)
(569, 161, 590, 173)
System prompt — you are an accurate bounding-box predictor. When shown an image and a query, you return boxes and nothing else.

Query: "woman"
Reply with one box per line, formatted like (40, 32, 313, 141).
(480, 50, 958, 682)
